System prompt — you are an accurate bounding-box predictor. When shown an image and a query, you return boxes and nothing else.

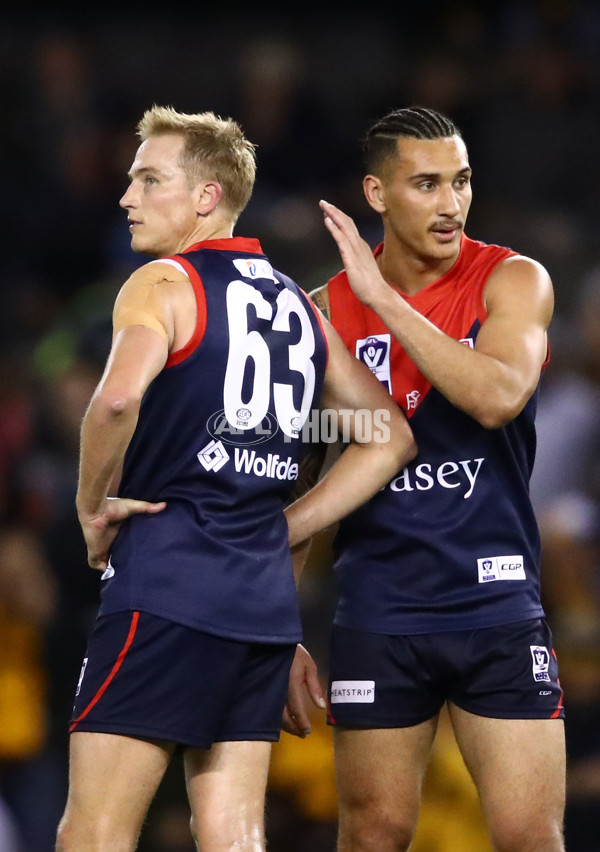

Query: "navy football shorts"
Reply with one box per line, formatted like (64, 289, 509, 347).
(70, 611, 297, 748)
(327, 619, 564, 727)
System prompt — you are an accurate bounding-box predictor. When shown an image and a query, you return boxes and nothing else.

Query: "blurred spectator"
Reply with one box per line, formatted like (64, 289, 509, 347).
(0, 525, 60, 851)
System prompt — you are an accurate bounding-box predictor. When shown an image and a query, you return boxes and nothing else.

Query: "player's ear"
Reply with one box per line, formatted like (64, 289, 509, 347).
(363, 174, 386, 214)
(196, 181, 223, 216)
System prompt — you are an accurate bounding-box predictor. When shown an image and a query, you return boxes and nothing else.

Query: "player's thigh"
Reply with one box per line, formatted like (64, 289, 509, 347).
(184, 740, 272, 849)
(449, 705, 565, 842)
(334, 721, 438, 823)
(58, 731, 174, 848)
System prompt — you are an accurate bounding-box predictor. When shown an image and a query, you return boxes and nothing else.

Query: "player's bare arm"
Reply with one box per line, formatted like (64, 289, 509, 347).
(284, 317, 417, 548)
(76, 262, 195, 570)
(320, 199, 554, 429)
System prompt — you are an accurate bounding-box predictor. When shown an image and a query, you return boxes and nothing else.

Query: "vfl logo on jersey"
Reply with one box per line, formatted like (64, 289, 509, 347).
(477, 555, 526, 583)
(233, 257, 278, 282)
(197, 439, 230, 472)
(356, 334, 391, 392)
(330, 680, 375, 704)
(406, 390, 420, 410)
(530, 646, 551, 682)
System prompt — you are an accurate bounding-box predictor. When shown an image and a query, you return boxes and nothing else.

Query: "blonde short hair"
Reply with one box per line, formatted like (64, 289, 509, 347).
(137, 105, 257, 222)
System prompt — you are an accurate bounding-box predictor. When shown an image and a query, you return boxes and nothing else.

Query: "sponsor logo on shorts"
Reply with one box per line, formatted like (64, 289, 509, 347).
(330, 680, 375, 704)
(356, 334, 392, 393)
(477, 555, 526, 583)
(530, 646, 551, 682)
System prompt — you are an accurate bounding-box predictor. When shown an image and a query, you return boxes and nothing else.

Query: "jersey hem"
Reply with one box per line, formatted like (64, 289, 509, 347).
(98, 602, 303, 645)
(333, 607, 545, 636)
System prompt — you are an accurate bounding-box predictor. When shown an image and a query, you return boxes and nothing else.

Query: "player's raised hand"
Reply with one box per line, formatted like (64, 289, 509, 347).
(320, 199, 389, 307)
(79, 497, 166, 571)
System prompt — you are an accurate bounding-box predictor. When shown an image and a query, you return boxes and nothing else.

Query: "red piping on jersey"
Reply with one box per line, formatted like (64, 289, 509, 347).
(164, 256, 208, 368)
(69, 611, 140, 732)
(164, 238, 265, 368)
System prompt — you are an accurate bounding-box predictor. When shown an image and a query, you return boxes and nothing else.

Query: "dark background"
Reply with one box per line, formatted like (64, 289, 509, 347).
(1, 1, 600, 850)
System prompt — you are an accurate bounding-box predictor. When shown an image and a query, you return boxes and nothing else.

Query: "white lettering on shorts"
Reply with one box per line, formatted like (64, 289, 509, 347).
(330, 680, 375, 704)
(477, 555, 526, 583)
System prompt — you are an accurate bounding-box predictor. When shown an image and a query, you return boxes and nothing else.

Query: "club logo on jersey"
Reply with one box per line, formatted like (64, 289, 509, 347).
(207, 410, 279, 446)
(197, 439, 230, 472)
(406, 390, 420, 410)
(530, 646, 551, 682)
(330, 680, 375, 704)
(233, 258, 278, 282)
(477, 555, 526, 583)
(356, 334, 392, 392)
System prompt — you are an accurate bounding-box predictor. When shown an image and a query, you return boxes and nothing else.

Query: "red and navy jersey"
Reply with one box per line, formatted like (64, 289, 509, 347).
(99, 237, 327, 643)
(329, 234, 546, 634)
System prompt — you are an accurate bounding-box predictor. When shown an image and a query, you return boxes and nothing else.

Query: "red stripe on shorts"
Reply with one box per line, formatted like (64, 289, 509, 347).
(70, 611, 140, 732)
(550, 648, 564, 719)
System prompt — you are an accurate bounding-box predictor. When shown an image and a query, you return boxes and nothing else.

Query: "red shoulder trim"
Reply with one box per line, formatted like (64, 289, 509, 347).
(164, 256, 208, 368)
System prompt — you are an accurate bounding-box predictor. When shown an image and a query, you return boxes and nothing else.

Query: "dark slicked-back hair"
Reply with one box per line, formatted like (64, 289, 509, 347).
(363, 106, 462, 177)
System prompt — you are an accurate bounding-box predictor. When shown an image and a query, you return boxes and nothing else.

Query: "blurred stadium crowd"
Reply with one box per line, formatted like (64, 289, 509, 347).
(2, 1, 600, 849)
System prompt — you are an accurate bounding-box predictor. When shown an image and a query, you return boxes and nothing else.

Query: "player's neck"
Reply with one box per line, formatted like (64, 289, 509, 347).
(177, 214, 235, 253)
(378, 238, 461, 297)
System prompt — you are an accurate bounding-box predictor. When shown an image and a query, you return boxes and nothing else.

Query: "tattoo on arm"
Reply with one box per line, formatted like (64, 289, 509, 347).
(311, 287, 330, 322)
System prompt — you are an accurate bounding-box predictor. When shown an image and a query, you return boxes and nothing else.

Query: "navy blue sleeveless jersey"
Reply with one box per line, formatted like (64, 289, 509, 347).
(328, 235, 546, 634)
(99, 237, 327, 643)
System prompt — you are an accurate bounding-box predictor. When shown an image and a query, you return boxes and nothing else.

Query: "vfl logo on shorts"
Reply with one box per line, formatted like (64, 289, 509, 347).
(530, 646, 551, 682)
(477, 555, 526, 583)
(356, 334, 391, 393)
(330, 680, 375, 704)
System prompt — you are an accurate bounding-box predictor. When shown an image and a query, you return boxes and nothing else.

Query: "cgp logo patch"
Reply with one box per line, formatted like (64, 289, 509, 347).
(356, 334, 392, 392)
(330, 680, 375, 704)
(477, 555, 526, 583)
(530, 646, 551, 682)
